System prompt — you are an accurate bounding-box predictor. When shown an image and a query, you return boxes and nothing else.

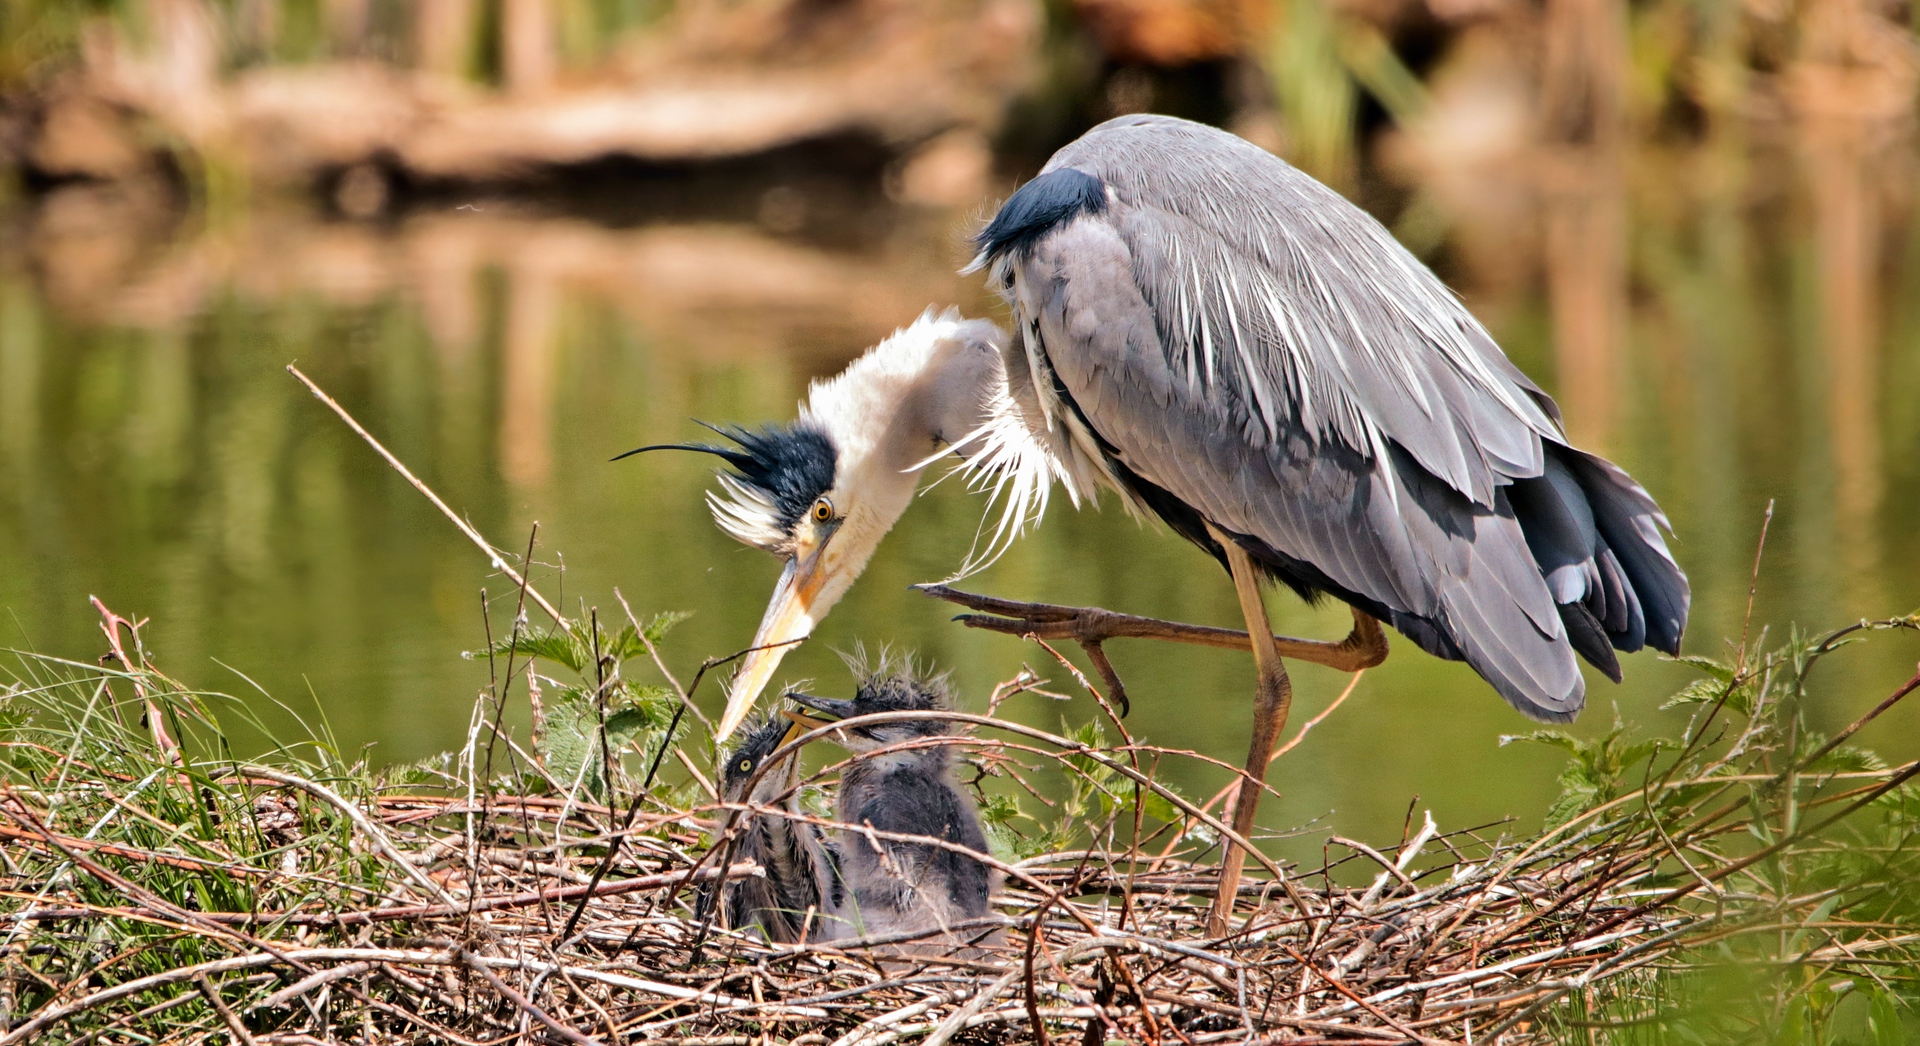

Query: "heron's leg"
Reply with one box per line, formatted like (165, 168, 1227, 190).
(1204, 522, 1292, 937)
(915, 585, 1388, 671)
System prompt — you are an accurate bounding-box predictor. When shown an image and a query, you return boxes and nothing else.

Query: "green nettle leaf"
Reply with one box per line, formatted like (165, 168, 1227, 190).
(1665, 654, 1736, 682)
(598, 613, 692, 664)
(1020, 824, 1075, 861)
(978, 793, 1028, 862)
(537, 687, 668, 802)
(1507, 724, 1668, 829)
(977, 792, 1022, 827)
(1499, 729, 1581, 754)
(1618, 740, 1666, 773)
(1803, 741, 1886, 775)
(1138, 789, 1180, 825)
(983, 819, 1022, 862)
(1544, 768, 1604, 829)
(1661, 677, 1729, 709)
(471, 613, 691, 677)
(473, 629, 588, 673)
(538, 690, 602, 795)
(642, 611, 692, 643)
(1786, 894, 1845, 955)
(603, 708, 656, 748)
(1866, 987, 1904, 1046)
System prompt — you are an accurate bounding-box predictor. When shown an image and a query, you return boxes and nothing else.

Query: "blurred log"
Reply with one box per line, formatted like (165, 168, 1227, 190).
(1073, 0, 1245, 65)
(31, 0, 1038, 190)
(19, 193, 979, 364)
(27, 96, 149, 181)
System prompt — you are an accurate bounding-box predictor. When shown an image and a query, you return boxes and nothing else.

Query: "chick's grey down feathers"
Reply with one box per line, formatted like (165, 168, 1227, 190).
(799, 667, 995, 942)
(715, 714, 842, 943)
(979, 114, 1689, 721)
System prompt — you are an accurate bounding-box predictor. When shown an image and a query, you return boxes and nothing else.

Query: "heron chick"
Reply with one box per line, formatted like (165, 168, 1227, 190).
(713, 712, 843, 943)
(792, 662, 1000, 953)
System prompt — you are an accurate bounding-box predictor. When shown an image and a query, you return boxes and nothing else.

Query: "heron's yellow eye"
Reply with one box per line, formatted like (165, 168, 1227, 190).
(737, 758, 753, 774)
(811, 498, 834, 523)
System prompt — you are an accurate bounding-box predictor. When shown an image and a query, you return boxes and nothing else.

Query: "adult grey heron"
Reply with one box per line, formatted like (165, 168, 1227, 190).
(790, 661, 999, 953)
(627, 113, 1687, 927)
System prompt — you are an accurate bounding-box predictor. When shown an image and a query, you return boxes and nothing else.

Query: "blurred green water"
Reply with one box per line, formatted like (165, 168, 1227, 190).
(1, 160, 1917, 869)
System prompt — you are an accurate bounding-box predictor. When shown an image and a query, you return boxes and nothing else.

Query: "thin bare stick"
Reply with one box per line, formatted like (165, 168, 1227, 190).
(287, 364, 564, 625)
(89, 600, 178, 765)
(1273, 669, 1366, 760)
(193, 975, 260, 1046)
(1795, 667, 1920, 773)
(457, 947, 603, 1046)
(1736, 499, 1773, 675)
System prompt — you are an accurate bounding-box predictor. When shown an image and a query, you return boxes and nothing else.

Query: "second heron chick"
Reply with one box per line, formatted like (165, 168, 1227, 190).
(793, 664, 999, 950)
(716, 713, 843, 944)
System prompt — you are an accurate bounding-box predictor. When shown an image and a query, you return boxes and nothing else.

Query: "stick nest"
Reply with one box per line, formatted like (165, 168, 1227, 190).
(3, 607, 1918, 1045)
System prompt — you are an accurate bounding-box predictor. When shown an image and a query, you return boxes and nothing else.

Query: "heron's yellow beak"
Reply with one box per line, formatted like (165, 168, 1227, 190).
(717, 551, 837, 742)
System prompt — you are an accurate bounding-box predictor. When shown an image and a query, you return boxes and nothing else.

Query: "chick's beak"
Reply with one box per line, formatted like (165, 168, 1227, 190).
(787, 693, 858, 722)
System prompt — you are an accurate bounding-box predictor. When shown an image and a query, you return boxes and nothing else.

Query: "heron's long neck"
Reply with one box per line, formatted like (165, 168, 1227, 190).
(810, 322, 1005, 528)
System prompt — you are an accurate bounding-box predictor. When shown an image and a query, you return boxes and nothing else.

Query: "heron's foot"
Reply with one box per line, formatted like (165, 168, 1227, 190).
(912, 585, 1143, 715)
(913, 584, 1389, 673)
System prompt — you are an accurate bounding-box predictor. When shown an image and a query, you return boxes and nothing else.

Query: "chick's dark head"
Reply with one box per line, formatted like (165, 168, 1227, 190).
(720, 713, 806, 803)
(790, 660, 955, 752)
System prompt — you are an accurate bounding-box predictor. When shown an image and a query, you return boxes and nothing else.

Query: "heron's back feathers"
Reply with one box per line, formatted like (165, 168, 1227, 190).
(978, 114, 1689, 721)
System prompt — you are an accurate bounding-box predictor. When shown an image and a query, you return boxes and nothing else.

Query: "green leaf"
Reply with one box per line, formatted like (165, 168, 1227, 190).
(1138, 789, 1180, 825)
(1661, 676, 1729, 709)
(1803, 741, 1886, 775)
(1665, 653, 1737, 682)
(1786, 893, 1844, 955)
(642, 611, 692, 643)
(1867, 987, 1904, 1046)
(536, 687, 665, 802)
(603, 708, 655, 748)
(473, 612, 691, 678)
(1499, 729, 1581, 754)
(599, 612, 691, 664)
(977, 792, 1023, 827)
(1618, 739, 1666, 774)
(474, 629, 587, 673)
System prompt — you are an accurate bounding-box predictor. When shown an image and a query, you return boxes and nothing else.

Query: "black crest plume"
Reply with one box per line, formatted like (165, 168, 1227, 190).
(614, 422, 837, 539)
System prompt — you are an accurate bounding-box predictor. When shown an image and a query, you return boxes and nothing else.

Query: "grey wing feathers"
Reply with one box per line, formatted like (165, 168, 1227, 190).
(1050, 115, 1560, 506)
(1008, 114, 1687, 720)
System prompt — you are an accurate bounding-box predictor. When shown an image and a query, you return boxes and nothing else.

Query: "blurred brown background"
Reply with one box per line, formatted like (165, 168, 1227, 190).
(1, 0, 1917, 852)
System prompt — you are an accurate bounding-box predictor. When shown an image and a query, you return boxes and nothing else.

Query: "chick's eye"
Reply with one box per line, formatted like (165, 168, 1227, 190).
(737, 758, 753, 774)
(811, 498, 834, 523)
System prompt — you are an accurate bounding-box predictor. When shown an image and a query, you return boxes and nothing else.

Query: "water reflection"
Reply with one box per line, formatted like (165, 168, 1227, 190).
(2, 129, 1918, 866)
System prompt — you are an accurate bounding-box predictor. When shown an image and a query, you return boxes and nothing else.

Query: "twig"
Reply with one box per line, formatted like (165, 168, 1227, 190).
(286, 364, 564, 625)
(1272, 670, 1366, 759)
(193, 974, 260, 1046)
(457, 946, 604, 1046)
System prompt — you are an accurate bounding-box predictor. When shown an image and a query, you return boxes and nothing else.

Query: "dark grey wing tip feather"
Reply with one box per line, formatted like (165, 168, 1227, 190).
(1559, 602, 1623, 683)
(1563, 450, 1691, 656)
